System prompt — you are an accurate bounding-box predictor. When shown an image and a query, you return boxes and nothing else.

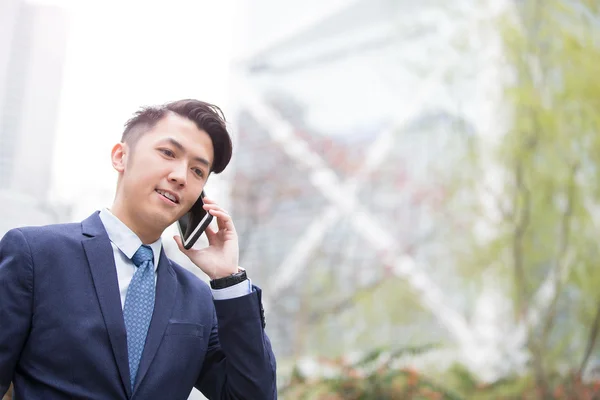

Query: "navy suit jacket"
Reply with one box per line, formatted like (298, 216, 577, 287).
(0, 212, 277, 399)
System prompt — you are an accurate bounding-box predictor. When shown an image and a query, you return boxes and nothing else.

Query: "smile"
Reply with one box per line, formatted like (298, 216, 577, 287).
(155, 189, 179, 204)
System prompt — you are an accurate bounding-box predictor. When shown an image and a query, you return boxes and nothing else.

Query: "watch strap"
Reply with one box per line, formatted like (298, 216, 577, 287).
(210, 268, 247, 289)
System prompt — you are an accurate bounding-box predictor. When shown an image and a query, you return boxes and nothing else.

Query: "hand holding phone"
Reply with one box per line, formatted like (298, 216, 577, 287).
(177, 191, 213, 250)
(174, 194, 240, 279)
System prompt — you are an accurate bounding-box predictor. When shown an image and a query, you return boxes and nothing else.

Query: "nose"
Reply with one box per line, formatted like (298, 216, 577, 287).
(168, 161, 187, 187)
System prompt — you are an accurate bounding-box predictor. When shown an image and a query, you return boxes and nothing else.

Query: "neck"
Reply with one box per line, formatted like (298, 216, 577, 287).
(110, 201, 162, 244)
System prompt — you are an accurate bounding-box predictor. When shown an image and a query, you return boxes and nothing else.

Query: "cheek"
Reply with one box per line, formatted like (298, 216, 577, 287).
(127, 157, 162, 185)
(122, 172, 154, 201)
(180, 197, 196, 213)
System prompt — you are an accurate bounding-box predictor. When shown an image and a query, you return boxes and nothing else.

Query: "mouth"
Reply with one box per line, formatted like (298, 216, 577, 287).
(155, 189, 180, 204)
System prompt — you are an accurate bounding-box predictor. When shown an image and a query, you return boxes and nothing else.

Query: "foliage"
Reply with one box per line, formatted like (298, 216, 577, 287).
(282, 0, 600, 398)
(484, 0, 600, 389)
(282, 349, 600, 399)
(280, 345, 465, 400)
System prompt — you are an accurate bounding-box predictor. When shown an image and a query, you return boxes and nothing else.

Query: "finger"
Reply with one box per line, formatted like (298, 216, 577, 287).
(173, 235, 187, 252)
(203, 203, 228, 215)
(208, 209, 236, 232)
(204, 205, 230, 219)
(210, 209, 229, 230)
(204, 225, 217, 244)
(202, 196, 215, 204)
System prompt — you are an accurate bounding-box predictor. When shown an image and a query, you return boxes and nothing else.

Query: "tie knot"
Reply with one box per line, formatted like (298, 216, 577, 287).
(132, 245, 153, 267)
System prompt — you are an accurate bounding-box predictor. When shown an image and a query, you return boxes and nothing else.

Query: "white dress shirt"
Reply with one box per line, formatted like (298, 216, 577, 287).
(98, 208, 251, 308)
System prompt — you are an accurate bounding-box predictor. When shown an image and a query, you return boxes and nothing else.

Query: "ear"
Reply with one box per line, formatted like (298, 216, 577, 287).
(111, 142, 128, 173)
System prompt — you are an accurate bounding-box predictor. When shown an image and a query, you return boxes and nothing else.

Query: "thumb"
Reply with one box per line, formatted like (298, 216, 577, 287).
(173, 235, 186, 252)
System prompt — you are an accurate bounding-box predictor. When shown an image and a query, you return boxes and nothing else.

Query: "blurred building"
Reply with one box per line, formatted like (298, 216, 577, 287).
(230, 0, 507, 372)
(0, 0, 21, 116)
(0, 1, 70, 236)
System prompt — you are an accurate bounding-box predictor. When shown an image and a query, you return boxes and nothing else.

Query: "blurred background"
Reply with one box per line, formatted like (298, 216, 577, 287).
(1, 0, 600, 398)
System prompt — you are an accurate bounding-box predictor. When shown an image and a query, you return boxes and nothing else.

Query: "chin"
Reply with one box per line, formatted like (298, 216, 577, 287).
(165, 216, 180, 229)
(155, 211, 177, 227)
(140, 207, 175, 231)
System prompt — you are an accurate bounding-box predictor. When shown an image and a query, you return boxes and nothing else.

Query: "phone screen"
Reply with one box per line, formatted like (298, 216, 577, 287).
(177, 191, 213, 249)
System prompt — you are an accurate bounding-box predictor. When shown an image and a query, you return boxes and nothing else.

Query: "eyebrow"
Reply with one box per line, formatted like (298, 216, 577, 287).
(162, 137, 211, 167)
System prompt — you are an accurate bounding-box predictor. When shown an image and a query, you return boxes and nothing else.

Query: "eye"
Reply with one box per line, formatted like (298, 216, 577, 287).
(193, 168, 204, 178)
(159, 148, 175, 157)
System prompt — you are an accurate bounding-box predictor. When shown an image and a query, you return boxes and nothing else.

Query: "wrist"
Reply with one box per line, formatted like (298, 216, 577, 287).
(211, 268, 239, 280)
(210, 267, 247, 289)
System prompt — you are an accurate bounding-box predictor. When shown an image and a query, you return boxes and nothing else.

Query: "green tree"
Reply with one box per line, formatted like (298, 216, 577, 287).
(279, 1, 600, 397)
(450, 0, 600, 396)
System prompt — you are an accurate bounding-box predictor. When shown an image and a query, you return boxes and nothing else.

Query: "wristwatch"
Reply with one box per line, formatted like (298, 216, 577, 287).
(210, 267, 247, 289)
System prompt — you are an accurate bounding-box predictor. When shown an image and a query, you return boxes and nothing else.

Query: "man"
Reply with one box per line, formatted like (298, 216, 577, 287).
(0, 99, 277, 399)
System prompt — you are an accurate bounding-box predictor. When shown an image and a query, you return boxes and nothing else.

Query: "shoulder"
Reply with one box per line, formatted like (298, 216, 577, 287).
(16, 222, 81, 237)
(1, 222, 83, 255)
(15, 221, 81, 241)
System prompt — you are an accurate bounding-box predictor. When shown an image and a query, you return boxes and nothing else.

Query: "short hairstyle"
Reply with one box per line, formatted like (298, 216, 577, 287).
(121, 99, 233, 174)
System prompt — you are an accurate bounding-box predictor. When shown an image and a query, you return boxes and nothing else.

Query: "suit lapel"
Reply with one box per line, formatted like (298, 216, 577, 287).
(133, 248, 177, 393)
(81, 213, 132, 399)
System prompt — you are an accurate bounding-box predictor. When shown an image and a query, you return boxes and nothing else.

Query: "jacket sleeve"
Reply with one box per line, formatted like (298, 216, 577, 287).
(195, 286, 277, 399)
(0, 229, 34, 397)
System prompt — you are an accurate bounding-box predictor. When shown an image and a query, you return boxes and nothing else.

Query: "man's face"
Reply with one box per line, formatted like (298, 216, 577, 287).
(117, 113, 214, 232)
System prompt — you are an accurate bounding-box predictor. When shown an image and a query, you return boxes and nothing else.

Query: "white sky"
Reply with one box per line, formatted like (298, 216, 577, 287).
(28, 0, 371, 221)
(33, 0, 240, 220)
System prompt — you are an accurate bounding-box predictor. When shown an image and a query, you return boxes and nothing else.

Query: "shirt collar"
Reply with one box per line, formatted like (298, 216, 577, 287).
(98, 208, 162, 271)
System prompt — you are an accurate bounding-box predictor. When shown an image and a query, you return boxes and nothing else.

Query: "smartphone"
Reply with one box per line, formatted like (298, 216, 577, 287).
(177, 191, 213, 250)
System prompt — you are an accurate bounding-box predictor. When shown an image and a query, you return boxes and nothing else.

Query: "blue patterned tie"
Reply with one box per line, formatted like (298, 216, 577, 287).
(123, 245, 156, 390)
